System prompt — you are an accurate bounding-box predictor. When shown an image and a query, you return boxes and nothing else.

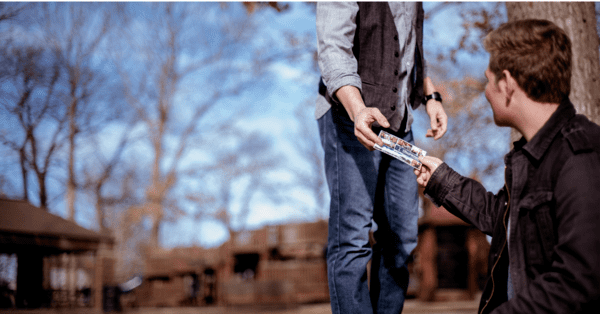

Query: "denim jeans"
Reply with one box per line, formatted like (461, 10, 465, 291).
(318, 106, 419, 314)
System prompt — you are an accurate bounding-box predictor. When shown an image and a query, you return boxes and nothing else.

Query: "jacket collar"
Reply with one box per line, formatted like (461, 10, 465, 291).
(516, 99, 576, 161)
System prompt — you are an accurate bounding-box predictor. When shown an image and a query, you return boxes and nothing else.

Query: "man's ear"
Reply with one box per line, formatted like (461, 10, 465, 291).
(502, 70, 517, 100)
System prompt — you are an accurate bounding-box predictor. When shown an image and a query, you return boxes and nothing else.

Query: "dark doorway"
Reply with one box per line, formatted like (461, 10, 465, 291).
(436, 226, 469, 289)
(233, 253, 259, 280)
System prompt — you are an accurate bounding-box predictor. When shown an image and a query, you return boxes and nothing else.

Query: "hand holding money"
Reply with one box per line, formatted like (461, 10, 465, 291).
(414, 156, 444, 188)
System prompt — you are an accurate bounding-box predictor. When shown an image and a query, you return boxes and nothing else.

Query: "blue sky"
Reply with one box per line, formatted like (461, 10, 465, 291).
(160, 2, 322, 248)
(159, 2, 509, 249)
(0, 2, 509, 250)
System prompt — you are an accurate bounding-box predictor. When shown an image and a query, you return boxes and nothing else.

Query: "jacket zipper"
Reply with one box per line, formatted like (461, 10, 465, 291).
(480, 177, 511, 314)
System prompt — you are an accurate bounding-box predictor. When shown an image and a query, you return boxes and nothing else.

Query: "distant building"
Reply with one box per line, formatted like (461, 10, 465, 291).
(0, 198, 114, 310)
(136, 220, 329, 307)
(134, 201, 490, 307)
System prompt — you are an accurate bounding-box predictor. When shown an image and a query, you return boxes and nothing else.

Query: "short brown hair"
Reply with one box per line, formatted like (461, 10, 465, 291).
(483, 19, 571, 104)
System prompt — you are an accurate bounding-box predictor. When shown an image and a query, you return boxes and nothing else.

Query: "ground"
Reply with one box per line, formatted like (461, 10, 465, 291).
(2, 298, 480, 314)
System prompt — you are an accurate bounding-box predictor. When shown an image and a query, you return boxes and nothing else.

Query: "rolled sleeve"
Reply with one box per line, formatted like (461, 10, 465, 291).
(316, 2, 362, 98)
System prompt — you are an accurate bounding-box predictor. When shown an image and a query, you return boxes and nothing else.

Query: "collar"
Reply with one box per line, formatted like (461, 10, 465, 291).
(520, 99, 576, 161)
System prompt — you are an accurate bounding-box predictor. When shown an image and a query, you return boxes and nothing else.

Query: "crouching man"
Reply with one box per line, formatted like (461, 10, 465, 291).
(415, 19, 600, 313)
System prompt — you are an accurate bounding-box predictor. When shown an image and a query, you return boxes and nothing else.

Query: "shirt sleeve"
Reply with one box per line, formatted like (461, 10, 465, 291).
(425, 162, 503, 236)
(316, 2, 362, 99)
(417, 3, 428, 79)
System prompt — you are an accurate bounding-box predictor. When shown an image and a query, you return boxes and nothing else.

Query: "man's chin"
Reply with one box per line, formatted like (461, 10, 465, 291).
(493, 116, 510, 128)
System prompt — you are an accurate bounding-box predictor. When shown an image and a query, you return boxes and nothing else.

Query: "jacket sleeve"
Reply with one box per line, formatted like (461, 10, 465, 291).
(492, 153, 600, 313)
(316, 2, 362, 99)
(424, 163, 506, 236)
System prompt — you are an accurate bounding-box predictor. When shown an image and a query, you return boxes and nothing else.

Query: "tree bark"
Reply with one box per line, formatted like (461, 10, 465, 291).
(19, 146, 28, 201)
(67, 97, 77, 221)
(506, 2, 600, 142)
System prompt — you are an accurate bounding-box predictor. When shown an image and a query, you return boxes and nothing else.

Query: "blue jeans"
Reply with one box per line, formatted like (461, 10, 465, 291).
(319, 106, 419, 314)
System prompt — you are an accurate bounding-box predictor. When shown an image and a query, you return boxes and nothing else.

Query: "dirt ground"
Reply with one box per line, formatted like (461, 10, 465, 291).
(4, 299, 480, 314)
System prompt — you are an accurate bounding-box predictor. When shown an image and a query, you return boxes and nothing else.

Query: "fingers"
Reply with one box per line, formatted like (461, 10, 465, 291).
(426, 102, 448, 140)
(354, 108, 389, 150)
(414, 156, 443, 188)
(372, 109, 390, 129)
(419, 156, 443, 173)
(435, 111, 448, 140)
(414, 167, 430, 187)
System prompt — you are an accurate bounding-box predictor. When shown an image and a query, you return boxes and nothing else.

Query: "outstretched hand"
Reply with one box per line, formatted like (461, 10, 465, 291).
(414, 155, 444, 188)
(354, 107, 390, 151)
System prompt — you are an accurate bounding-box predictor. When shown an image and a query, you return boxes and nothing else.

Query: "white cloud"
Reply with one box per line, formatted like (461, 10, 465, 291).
(270, 62, 304, 81)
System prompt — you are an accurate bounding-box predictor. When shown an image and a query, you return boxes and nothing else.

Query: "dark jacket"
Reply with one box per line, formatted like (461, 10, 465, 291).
(424, 100, 600, 313)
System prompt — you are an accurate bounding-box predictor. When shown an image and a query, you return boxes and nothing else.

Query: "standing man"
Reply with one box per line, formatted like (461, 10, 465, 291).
(415, 19, 600, 313)
(316, 3, 447, 314)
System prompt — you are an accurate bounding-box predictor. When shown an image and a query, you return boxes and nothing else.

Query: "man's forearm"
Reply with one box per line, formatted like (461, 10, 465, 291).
(423, 77, 436, 95)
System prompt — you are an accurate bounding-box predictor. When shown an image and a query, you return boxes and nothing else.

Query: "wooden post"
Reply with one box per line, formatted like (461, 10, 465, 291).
(93, 249, 103, 311)
(418, 227, 438, 301)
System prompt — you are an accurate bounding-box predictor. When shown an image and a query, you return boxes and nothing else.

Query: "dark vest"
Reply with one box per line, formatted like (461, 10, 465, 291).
(319, 2, 424, 132)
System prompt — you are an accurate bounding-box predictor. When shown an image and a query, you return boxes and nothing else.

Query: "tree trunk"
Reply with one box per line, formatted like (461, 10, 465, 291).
(95, 184, 106, 232)
(506, 2, 600, 142)
(37, 171, 47, 209)
(67, 93, 78, 221)
(149, 130, 165, 248)
(19, 146, 28, 201)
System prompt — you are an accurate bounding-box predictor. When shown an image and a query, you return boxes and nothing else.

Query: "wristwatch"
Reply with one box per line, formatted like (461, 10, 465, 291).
(423, 92, 442, 104)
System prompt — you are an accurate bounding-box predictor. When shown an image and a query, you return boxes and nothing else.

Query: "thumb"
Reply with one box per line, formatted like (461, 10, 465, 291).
(373, 110, 390, 128)
(419, 156, 441, 171)
(430, 113, 439, 131)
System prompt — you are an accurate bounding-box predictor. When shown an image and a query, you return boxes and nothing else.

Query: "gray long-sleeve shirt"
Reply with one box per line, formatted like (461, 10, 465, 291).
(316, 2, 427, 133)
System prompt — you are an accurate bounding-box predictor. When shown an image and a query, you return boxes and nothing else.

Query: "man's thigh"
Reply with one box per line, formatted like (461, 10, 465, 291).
(319, 107, 377, 252)
(373, 130, 419, 267)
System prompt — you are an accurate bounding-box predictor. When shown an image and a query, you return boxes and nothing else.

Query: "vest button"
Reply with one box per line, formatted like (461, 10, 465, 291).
(395, 51, 399, 57)
(392, 87, 398, 93)
(394, 69, 398, 76)
(394, 35, 398, 41)
(391, 105, 396, 111)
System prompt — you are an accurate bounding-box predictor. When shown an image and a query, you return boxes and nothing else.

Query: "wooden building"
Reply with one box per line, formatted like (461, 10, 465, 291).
(412, 192, 490, 301)
(136, 220, 329, 307)
(135, 246, 222, 307)
(0, 198, 114, 310)
(220, 220, 329, 305)
(134, 204, 489, 308)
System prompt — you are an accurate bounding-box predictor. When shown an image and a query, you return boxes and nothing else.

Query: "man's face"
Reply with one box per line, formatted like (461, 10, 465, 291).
(484, 68, 509, 127)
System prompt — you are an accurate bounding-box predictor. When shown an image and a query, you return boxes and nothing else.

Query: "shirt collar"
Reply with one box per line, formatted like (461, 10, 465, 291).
(520, 99, 576, 161)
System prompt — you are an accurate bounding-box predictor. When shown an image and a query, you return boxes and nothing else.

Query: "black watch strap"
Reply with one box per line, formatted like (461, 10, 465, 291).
(423, 92, 442, 104)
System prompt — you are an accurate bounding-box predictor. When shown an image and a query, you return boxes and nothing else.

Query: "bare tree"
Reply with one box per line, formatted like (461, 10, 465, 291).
(290, 100, 328, 219)
(41, 2, 116, 220)
(0, 2, 24, 24)
(115, 2, 308, 248)
(81, 117, 141, 232)
(0, 42, 66, 208)
(185, 129, 286, 238)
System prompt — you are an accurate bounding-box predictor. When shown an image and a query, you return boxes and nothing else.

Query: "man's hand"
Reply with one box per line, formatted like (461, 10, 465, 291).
(425, 100, 447, 140)
(354, 107, 390, 150)
(335, 85, 390, 151)
(414, 155, 444, 188)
